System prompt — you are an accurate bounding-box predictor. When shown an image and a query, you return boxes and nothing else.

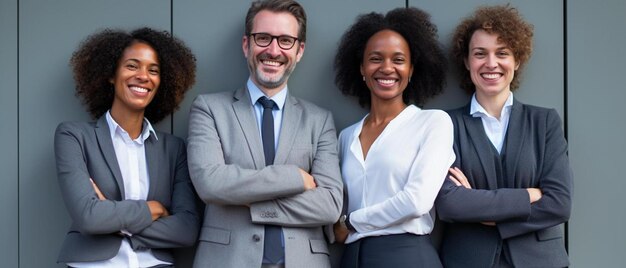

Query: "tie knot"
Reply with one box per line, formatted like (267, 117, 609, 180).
(258, 97, 276, 110)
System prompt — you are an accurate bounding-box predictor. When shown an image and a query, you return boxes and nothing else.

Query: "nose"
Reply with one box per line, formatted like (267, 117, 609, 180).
(379, 59, 394, 73)
(135, 68, 149, 81)
(485, 54, 498, 68)
(265, 38, 282, 56)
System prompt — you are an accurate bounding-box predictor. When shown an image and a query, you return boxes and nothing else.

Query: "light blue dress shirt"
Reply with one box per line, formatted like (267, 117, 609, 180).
(247, 78, 287, 151)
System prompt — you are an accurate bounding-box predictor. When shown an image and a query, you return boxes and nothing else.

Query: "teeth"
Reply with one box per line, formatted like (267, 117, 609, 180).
(481, 73, 501, 79)
(377, 79, 396, 85)
(130, 86, 148, 93)
(263, 60, 281, 66)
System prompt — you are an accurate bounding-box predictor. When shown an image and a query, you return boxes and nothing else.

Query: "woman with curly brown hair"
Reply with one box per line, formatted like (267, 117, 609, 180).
(436, 5, 573, 267)
(332, 7, 454, 267)
(54, 27, 199, 267)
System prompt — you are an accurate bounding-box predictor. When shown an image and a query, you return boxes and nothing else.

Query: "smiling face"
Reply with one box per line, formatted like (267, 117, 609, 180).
(242, 10, 305, 95)
(109, 41, 160, 116)
(360, 29, 413, 104)
(465, 29, 519, 99)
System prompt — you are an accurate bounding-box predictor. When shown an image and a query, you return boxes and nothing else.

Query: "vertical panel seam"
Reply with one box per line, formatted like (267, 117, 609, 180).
(170, 0, 175, 135)
(16, 0, 20, 266)
(563, 0, 569, 253)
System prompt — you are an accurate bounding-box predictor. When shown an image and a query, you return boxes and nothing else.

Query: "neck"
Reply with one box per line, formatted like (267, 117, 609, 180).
(110, 106, 145, 140)
(255, 81, 286, 98)
(475, 91, 510, 120)
(367, 97, 407, 125)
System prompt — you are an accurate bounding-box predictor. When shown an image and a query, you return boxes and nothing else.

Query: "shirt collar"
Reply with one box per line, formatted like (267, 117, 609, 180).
(106, 110, 158, 143)
(247, 78, 287, 110)
(470, 92, 514, 117)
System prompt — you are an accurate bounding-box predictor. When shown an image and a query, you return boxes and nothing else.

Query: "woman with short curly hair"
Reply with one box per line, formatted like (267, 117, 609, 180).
(333, 7, 454, 267)
(55, 27, 200, 267)
(436, 5, 573, 268)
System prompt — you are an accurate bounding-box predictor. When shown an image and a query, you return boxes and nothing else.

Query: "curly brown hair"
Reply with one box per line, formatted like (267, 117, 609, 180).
(70, 27, 196, 123)
(451, 4, 533, 93)
(334, 7, 447, 108)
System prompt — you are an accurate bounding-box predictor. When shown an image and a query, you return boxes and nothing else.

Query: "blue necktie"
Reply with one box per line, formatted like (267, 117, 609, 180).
(257, 97, 283, 264)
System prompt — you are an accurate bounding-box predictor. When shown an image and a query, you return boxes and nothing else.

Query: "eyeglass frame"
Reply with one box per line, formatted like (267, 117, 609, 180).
(249, 33, 299, 50)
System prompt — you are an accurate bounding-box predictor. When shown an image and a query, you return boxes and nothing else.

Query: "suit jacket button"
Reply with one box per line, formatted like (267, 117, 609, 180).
(253, 234, 261, 242)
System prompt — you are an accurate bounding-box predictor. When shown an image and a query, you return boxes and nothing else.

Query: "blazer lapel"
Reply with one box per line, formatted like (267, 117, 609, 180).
(461, 105, 498, 190)
(232, 87, 265, 168)
(274, 94, 302, 164)
(144, 136, 160, 200)
(94, 116, 126, 198)
(502, 100, 526, 186)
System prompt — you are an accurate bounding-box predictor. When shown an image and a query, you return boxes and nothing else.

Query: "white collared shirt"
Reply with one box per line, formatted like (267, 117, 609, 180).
(339, 105, 455, 244)
(470, 93, 513, 153)
(247, 78, 287, 151)
(67, 111, 169, 268)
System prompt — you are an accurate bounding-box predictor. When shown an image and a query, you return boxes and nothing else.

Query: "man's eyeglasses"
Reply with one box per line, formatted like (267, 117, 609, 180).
(250, 33, 299, 50)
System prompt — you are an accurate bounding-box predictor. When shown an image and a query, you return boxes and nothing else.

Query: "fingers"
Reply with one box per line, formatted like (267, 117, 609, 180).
(299, 169, 317, 190)
(448, 175, 462, 186)
(448, 167, 472, 189)
(333, 222, 349, 244)
(90, 178, 106, 200)
(147, 200, 169, 221)
(527, 188, 543, 203)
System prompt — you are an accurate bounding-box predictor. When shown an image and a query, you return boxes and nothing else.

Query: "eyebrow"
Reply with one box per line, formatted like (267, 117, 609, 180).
(471, 46, 511, 51)
(124, 58, 160, 66)
(367, 51, 407, 55)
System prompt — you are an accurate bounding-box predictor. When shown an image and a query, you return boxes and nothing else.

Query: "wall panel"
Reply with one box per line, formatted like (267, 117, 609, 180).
(18, 1, 170, 266)
(567, 0, 626, 266)
(0, 0, 19, 267)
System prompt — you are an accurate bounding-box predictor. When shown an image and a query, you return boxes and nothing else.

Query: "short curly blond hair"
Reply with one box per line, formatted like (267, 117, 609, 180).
(451, 5, 534, 93)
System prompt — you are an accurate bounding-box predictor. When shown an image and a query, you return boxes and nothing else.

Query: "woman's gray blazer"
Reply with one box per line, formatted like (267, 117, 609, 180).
(54, 116, 200, 264)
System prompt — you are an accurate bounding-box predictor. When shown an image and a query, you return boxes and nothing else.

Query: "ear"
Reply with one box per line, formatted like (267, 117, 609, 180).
(295, 41, 305, 62)
(360, 64, 364, 77)
(515, 61, 520, 71)
(464, 57, 470, 70)
(409, 65, 414, 78)
(242, 35, 250, 58)
(109, 78, 114, 84)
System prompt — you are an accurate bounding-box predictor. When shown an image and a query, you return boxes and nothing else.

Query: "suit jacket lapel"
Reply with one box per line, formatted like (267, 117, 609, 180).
(503, 100, 526, 185)
(461, 105, 498, 189)
(145, 136, 159, 200)
(232, 87, 265, 168)
(274, 94, 302, 164)
(95, 116, 126, 198)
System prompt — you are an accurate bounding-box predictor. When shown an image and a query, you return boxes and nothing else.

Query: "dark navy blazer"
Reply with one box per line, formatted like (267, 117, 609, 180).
(437, 100, 573, 268)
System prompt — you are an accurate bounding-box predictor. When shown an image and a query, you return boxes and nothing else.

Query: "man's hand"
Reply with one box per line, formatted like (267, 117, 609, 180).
(299, 169, 317, 190)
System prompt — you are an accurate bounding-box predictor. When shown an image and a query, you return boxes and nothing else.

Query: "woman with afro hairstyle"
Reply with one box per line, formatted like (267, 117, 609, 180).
(333, 7, 454, 267)
(54, 27, 200, 267)
(436, 5, 573, 267)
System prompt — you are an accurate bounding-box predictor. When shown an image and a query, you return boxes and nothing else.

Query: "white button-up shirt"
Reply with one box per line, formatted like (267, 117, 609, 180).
(470, 93, 513, 154)
(67, 111, 169, 268)
(338, 105, 455, 244)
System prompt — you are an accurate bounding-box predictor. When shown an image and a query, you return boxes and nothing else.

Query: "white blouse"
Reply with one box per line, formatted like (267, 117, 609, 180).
(339, 105, 455, 244)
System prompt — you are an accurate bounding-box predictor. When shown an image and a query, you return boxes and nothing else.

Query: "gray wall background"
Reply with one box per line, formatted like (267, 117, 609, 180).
(1, 0, 623, 267)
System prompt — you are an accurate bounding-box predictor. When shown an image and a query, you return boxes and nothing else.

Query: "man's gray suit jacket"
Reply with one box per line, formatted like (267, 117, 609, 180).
(436, 100, 573, 268)
(187, 87, 343, 268)
(54, 116, 201, 264)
